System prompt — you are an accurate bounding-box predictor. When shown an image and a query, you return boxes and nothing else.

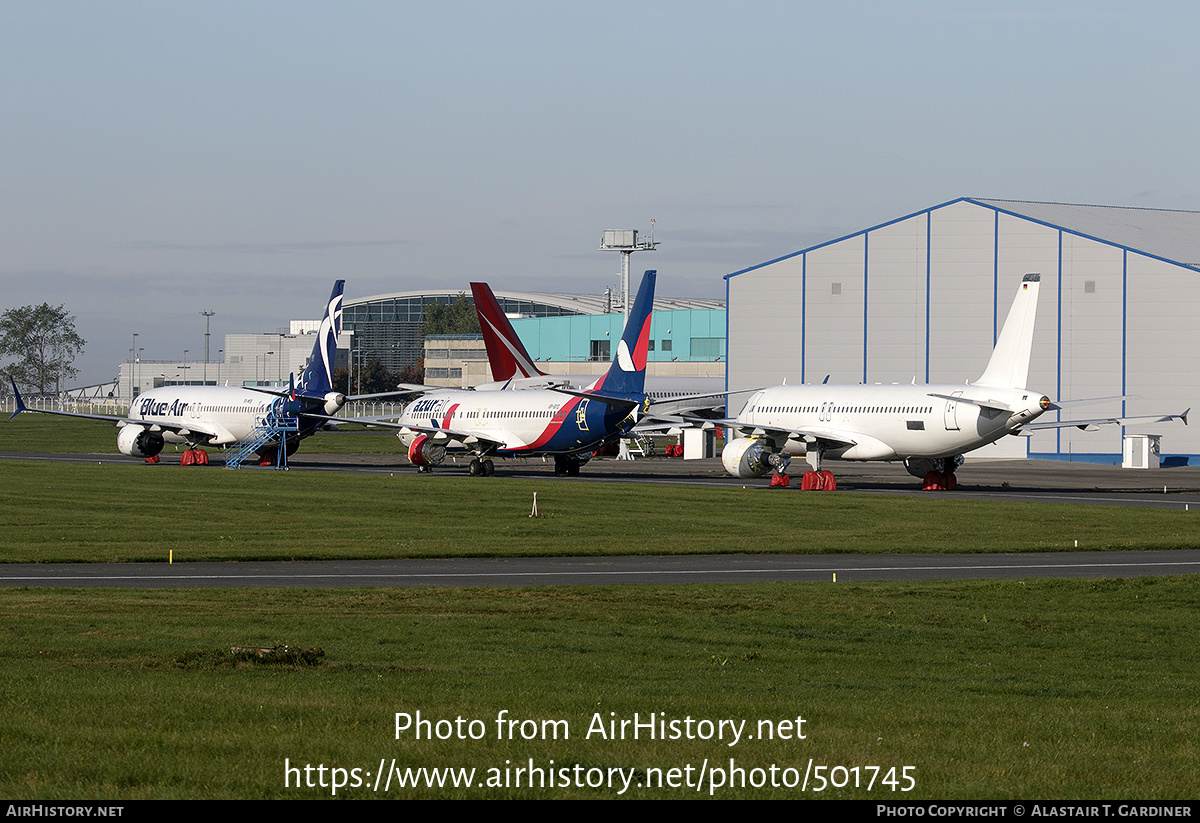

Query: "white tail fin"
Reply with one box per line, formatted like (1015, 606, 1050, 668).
(976, 273, 1040, 389)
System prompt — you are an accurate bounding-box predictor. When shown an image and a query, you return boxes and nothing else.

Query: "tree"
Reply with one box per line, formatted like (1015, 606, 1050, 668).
(420, 294, 480, 337)
(397, 358, 425, 386)
(0, 303, 86, 395)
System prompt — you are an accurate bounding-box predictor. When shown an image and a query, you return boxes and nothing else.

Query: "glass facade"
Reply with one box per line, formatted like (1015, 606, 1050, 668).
(342, 294, 582, 370)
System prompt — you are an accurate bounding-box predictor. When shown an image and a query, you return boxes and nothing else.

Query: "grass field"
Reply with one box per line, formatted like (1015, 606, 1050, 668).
(3, 414, 1198, 799)
(2, 578, 1197, 799)
(0, 411, 407, 455)
(2, 459, 1199, 562)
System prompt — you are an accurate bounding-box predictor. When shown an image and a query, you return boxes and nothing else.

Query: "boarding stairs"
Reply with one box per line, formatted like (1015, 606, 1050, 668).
(224, 413, 300, 470)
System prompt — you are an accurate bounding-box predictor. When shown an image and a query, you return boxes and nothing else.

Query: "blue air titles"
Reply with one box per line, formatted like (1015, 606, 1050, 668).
(138, 396, 192, 417)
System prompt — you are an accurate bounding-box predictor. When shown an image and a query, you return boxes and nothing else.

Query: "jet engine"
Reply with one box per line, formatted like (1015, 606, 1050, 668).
(407, 434, 447, 468)
(117, 426, 165, 458)
(722, 438, 773, 478)
(323, 392, 347, 415)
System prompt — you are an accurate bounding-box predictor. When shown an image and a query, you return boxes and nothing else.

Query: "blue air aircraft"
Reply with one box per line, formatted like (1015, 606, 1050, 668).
(346, 270, 659, 476)
(10, 281, 351, 465)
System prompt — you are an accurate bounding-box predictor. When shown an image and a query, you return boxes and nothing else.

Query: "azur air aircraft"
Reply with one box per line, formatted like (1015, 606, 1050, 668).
(10, 281, 352, 465)
(721, 273, 1188, 490)
(352, 270, 658, 476)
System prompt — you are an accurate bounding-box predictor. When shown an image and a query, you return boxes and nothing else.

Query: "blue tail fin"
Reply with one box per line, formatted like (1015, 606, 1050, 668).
(593, 270, 656, 396)
(295, 280, 345, 398)
(8, 378, 26, 420)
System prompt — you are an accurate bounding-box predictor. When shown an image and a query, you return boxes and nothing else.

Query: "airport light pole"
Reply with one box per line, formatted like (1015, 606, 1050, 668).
(599, 222, 658, 325)
(201, 310, 215, 385)
(598, 222, 657, 461)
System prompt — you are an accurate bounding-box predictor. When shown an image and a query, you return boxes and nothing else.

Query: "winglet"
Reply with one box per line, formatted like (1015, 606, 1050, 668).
(8, 378, 26, 420)
(1182, 408, 1190, 426)
(976, 273, 1040, 389)
(470, 282, 547, 381)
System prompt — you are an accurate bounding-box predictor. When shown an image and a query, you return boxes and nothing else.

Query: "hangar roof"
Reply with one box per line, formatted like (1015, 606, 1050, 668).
(974, 199, 1200, 270)
(730, 197, 1200, 277)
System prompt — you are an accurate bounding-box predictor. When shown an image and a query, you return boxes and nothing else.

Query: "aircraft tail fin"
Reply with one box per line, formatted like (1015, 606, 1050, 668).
(976, 273, 1040, 389)
(8, 378, 26, 420)
(592, 270, 656, 396)
(295, 280, 345, 398)
(470, 282, 547, 382)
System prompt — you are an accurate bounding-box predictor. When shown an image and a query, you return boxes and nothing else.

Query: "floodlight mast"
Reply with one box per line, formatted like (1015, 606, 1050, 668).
(599, 223, 658, 324)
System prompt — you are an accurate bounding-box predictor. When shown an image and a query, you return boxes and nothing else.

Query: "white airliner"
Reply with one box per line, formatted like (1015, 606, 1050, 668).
(10, 281, 351, 465)
(721, 273, 1188, 490)
(341, 271, 660, 476)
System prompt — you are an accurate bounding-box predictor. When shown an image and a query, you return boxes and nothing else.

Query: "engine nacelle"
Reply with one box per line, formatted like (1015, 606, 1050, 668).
(407, 434, 447, 468)
(323, 392, 347, 415)
(722, 438, 773, 479)
(117, 426, 165, 458)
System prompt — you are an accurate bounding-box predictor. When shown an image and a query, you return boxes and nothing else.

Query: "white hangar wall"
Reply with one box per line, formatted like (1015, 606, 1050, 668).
(726, 198, 1200, 461)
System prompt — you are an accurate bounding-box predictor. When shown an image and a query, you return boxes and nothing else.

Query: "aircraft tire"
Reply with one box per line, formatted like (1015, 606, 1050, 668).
(468, 458, 483, 477)
(483, 459, 495, 476)
(943, 471, 957, 490)
(819, 470, 836, 491)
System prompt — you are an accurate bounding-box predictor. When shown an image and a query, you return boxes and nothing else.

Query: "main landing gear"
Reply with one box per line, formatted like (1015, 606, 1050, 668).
(468, 457, 495, 477)
(906, 456, 963, 491)
(553, 455, 581, 477)
(922, 458, 958, 491)
(772, 450, 837, 491)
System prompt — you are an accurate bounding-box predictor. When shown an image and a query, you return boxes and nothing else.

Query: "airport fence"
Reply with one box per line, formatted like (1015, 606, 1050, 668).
(0, 396, 402, 420)
(2, 395, 129, 417)
(338, 401, 403, 419)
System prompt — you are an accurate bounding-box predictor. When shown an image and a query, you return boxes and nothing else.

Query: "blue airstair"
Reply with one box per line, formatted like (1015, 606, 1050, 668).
(224, 413, 300, 470)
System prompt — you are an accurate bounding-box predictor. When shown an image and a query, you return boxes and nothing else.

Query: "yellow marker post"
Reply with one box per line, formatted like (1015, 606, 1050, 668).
(169, 550, 173, 565)
(832, 572, 836, 582)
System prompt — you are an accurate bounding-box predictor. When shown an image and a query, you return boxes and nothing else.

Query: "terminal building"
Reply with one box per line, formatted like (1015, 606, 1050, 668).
(116, 290, 726, 397)
(423, 302, 726, 388)
(725, 198, 1200, 462)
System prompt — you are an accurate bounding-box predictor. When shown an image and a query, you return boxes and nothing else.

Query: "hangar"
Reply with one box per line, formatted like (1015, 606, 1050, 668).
(726, 198, 1200, 462)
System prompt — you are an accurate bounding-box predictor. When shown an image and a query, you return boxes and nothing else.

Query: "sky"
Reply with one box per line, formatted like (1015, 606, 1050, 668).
(2, 1, 1198, 386)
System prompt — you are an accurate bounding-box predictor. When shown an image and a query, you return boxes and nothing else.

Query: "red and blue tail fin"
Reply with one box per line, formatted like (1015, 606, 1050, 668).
(470, 282, 547, 382)
(295, 280, 344, 398)
(593, 270, 656, 396)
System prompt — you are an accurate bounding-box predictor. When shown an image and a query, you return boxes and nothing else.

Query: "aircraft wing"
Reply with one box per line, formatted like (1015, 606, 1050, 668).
(1020, 409, 1189, 432)
(702, 416, 858, 449)
(668, 412, 858, 449)
(8, 379, 232, 441)
(305, 411, 509, 452)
